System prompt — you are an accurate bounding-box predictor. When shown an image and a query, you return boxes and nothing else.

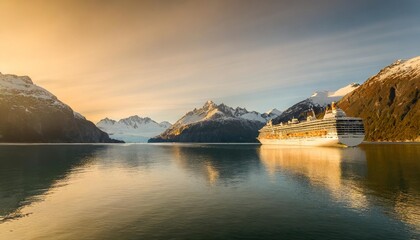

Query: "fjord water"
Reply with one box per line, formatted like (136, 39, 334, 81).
(0, 144, 419, 240)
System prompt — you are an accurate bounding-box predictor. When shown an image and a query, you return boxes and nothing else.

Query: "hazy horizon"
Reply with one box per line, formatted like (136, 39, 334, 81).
(1, 0, 420, 123)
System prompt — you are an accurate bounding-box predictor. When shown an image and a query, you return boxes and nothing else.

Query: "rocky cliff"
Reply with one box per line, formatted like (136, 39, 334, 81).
(338, 57, 420, 141)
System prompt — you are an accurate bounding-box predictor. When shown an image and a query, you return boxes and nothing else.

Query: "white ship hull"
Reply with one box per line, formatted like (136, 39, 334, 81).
(258, 134, 364, 147)
(258, 105, 365, 147)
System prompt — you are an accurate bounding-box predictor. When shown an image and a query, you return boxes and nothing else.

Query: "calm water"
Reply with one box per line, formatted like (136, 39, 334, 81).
(0, 144, 419, 240)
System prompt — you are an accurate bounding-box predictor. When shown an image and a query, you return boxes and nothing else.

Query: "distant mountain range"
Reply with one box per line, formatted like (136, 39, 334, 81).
(148, 101, 277, 143)
(102, 55, 420, 143)
(0, 73, 121, 143)
(2, 56, 418, 143)
(338, 57, 420, 141)
(96, 116, 172, 142)
(149, 83, 363, 143)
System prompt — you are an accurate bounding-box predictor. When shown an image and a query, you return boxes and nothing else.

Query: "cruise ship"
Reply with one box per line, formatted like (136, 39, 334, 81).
(258, 102, 365, 147)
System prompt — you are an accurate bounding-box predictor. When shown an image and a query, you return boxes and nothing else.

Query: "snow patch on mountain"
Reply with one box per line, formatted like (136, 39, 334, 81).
(159, 121, 172, 128)
(73, 111, 86, 120)
(265, 108, 282, 116)
(96, 115, 172, 143)
(1, 72, 93, 121)
(309, 83, 360, 106)
(274, 83, 360, 124)
(0, 72, 69, 109)
(240, 112, 267, 122)
(369, 56, 420, 82)
(262, 108, 282, 120)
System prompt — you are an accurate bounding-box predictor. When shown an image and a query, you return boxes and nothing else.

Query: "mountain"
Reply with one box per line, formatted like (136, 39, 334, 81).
(262, 108, 282, 120)
(0, 72, 121, 143)
(273, 83, 360, 124)
(96, 116, 172, 142)
(148, 101, 265, 143)
(338, 57, 420, 142)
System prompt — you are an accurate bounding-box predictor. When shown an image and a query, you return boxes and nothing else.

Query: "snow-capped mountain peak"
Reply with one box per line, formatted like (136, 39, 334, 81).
(1, 72, 118, 143)
(149, 101, 266, 143)
(261, 108, 282, 120)
(0, 72, 69, 110)
(119, 115, 156, 127)
(171, 101, 277, 129)
(309, 83, 360, 106)
(203, 100, 217, 109)
(265, 108, 282, 116)
(159, 121, 172, 128)
(96, 115, 172, 143)
(0, 72, 92, 121)
(370, 56, 420, 82)
(329, 83, 360, 97)
(234, 106, 249, 116)
(274, 83, 360, 124)
(338, 56, 420, 141)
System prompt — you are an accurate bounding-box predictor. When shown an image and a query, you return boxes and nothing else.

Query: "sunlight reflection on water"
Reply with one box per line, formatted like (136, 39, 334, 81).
(0, 144, 418, 239)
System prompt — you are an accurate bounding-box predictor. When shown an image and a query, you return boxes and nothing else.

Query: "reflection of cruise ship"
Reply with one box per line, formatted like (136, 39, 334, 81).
(259, 145, 420, 230)
(259, 145, 369, 210)
(258, 102, 365, 147)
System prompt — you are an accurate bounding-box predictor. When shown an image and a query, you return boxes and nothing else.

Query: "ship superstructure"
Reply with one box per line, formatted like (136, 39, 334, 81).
(258, 103, 364, 147)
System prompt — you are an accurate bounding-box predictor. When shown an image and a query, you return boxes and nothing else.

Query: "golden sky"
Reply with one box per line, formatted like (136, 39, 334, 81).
(1, 0, 420, 123)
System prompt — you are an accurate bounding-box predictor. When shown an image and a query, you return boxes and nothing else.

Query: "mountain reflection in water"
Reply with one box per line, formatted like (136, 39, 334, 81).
(0, 144, 418, 240)
(0, 145, 104, 222)
(170, 144, 261, 185)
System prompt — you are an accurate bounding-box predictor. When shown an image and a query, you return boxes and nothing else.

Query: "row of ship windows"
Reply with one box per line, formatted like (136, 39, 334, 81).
(263, 128, 364, 135)
(272, 125, 336, 131)
(269, 125, 363, 131)
(259, 133, 364, 139)
(264, 130, 333, 134)
(271, 122, 363, 129)
(337, 128, 365, 130)
(337, 129, 364, 132)
(338, 131, 364, 134)
(272, 122, 363, 130)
